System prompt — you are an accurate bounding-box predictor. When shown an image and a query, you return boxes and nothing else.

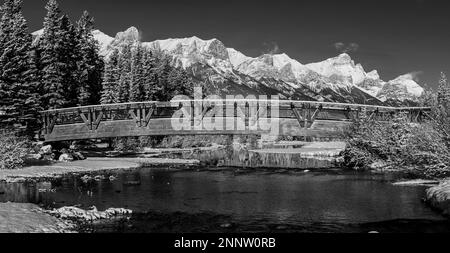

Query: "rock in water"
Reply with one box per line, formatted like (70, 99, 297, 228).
(80, 175, 93, 183)
(48, 206, 132, 221)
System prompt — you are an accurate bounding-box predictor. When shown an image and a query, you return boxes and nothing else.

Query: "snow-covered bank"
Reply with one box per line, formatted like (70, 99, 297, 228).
(0, 202, 75, 233)
(0, 157, 200, 183)
(426, 180, 450, 216)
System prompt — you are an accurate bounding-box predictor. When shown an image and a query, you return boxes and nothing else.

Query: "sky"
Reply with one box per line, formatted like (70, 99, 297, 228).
(21, 0, 450, 88)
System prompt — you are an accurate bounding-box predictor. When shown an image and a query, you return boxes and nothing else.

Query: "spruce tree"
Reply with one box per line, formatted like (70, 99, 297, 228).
(117, 43, 132, 102)
(437, 72, 450, 109)
(0, 0, 41, 135)
(142, 50, 158, 101)
(39, 0, 84, 108)
(39, 0, 65, 109)
(435, 72, 450, 149)
(153, 56, 173, 101)
(101, 49, 120, 104)
(0, 0, 15, 124)
(76, 11, 104, 106)
(57, 14, 79, 107)
(129, 44, 145, 102)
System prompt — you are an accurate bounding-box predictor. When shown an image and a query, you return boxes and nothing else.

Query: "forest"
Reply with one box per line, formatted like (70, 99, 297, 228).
(0, 0, 195, 137)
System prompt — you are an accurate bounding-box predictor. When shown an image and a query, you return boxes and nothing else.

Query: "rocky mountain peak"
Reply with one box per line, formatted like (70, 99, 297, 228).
(205, 38, 229, 60)
(366, 70, 380, 80)
(258, 54, 275, 66)
(115, 26, 140, 42)
(335, 53, 353, 64)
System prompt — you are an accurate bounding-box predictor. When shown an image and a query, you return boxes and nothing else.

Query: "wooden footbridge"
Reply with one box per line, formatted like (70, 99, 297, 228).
(39, 100, 430, 142)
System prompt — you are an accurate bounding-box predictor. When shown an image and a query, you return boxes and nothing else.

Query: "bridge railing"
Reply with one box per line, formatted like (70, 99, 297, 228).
(39, 100, 431, 141)
(40, 99, 431, 114)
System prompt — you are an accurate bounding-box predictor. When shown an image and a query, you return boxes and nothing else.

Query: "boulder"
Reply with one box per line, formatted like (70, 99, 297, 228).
(368, 161, 389, 170)
(425, 180, 450, 216)
(40, 145, 53, 155)
(43, 153, 56, 161)
(32, 141, 45, 153)
(58, 153, 74, 162)
(48, 206, 132, 221)
(72, 152, 86, 161)
(26, 154, 43, 160)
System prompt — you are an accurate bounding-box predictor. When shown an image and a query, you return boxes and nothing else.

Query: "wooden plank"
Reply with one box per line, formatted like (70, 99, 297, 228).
(42, 117, 351, 142)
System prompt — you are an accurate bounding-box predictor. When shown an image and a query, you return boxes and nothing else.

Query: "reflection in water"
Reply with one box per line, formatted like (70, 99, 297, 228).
(0, 168, 448, 232)
(163, 146, 339, 169)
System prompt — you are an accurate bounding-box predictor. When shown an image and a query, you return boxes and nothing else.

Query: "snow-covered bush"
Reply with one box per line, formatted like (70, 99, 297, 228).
(0, 132, 31, 170)
(343, 111, 450, 178)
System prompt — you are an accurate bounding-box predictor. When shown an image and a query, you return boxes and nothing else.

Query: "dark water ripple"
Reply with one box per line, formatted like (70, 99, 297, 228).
(1, 167, 449, 233)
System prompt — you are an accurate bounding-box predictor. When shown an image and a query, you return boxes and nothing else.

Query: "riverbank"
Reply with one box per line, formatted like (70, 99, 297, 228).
(0, 202, 75, 233)
(0, 141, 348, 182)
(0, 157, 200, 183)
(426, 180, 450, 216)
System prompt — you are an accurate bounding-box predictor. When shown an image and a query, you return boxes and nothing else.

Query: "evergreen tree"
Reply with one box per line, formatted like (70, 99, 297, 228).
(142, 49, 158, 101)
(166, 68, 192, 100)
(117, 43, 132, 102)
(39, 0, 82, 108)
(101, 49, 120, 104)
(129, 44, 145, 102)
(39, 0, 65, 109)
(57, 14, 79, 107)
(176, 69, 194, 97)
(430, 72, 450, 149)
(437, 72, 450, 109)
(138, 54, 194, 102)
(153, 56, 173, 101)
(76, 11, 104, 106)
(0, 0, 41, 135)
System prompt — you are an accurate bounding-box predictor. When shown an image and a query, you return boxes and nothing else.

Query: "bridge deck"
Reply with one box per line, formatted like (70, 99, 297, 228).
(39, 100, 431, 142)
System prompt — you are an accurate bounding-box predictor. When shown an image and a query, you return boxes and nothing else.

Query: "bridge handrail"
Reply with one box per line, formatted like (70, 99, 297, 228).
(40, 100, 431, 114)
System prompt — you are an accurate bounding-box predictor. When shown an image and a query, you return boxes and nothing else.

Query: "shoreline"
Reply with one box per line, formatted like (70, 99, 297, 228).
(0, 157, 200, 183)
(0, 141, 347, 182)
(0, 202, 76, 233)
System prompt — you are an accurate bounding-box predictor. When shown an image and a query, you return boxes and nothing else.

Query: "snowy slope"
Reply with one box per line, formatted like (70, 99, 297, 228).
(228, 48, 252, 68)
(306, 53, 368, 87)
(378, 74, 425, 102)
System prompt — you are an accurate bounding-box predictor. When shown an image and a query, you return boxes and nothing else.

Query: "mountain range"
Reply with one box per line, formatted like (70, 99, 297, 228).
(33, 26, 425, 105)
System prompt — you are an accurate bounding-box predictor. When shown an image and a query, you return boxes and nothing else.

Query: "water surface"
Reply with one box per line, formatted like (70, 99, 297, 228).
(1, 168, 448, 233)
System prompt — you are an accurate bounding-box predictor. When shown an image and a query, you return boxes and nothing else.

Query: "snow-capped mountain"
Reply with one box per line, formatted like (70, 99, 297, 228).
(377, 74, 425, 103)
(32, 26, 425, 104)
